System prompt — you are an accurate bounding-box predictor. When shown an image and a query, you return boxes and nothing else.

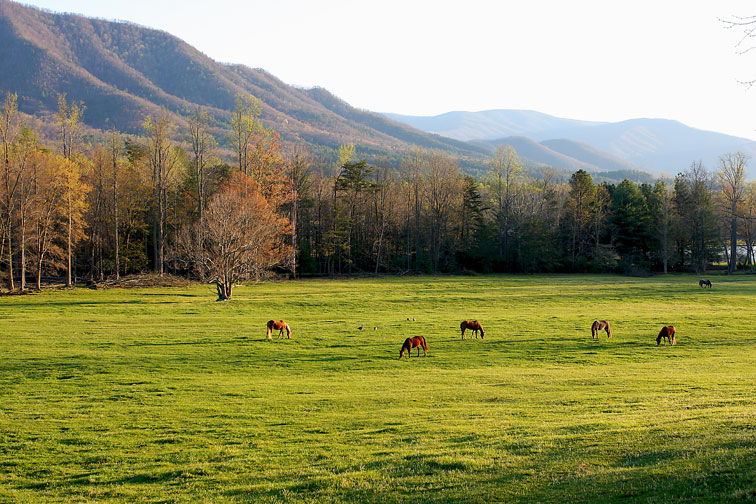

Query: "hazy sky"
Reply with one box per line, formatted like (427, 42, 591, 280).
(16, 0, 756, 140)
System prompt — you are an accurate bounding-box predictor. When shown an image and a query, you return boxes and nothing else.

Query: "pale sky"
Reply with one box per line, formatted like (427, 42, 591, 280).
(16, 0, 756, 140)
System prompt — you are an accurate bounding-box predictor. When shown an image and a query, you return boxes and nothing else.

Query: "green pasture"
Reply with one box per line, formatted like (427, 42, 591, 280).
(1, 274, 756, 503)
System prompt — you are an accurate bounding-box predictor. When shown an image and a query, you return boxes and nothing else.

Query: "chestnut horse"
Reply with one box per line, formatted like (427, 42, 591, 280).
(699, 279, 712, 288)
(400, 336, 428, 359)
(267, 320, 291, 339)
(656, 325, 676, 346)
(460, 320, 485, 340)
(591, 320, 612, 339)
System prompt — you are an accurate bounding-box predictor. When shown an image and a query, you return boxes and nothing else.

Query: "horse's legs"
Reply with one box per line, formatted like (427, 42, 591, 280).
(461, 328, 465, 340)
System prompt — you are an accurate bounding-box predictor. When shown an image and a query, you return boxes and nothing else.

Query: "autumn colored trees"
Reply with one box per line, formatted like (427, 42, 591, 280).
(1, 89, 755, 293)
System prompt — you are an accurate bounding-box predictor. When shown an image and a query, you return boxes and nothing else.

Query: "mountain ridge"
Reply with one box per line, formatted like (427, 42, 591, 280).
(387, 109, 756, 176)
(0, 0, 488, 164)
(0, 0, 686, 182)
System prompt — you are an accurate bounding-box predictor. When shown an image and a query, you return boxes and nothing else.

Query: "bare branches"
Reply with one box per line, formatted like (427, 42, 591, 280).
(176, 173, 292, 300)
(721, 14, 756, 87)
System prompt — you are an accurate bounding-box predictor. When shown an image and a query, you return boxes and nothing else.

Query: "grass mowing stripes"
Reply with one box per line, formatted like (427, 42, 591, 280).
(1, 274, 755, 502)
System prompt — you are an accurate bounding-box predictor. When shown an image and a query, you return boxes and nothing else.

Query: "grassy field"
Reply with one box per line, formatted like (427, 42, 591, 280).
(1, 274, 756, 503)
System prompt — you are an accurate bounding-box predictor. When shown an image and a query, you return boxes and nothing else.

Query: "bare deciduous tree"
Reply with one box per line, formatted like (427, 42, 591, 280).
(144, 110, 180, 276)
(176, 173, 292, 300)
(288, 148, 311, 277)
(230, 94, 262, 175)
(488, 145, 522, 260)
(718, 151, 748, 273)
(1, 92, 20, 289)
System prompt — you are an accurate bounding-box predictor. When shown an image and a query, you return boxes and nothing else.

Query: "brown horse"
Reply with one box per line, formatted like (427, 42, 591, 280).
(266, 320, 291, 339)
(656, 325, 676, 346)
(591, 320, 612, 339)
(400, 336, 428, 359)
(460, 320, 485, 340)
(699, 279, 712, 288)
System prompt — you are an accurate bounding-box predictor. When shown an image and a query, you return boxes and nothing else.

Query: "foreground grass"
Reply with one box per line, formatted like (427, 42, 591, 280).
(1, 274, 755, 503)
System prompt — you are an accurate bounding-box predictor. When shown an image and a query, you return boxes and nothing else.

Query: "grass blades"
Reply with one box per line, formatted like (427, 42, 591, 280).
(1, 274, 755, 503)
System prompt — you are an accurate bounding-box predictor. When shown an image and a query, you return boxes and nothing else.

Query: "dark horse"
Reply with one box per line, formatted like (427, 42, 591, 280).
(267, 320, 291, 339)
(656, 325, 676, 346)
(699, 279, 712, 288)
(400, 336, 428, 359)
(591, 320, 612, 339)
(460, 320, 485, 340)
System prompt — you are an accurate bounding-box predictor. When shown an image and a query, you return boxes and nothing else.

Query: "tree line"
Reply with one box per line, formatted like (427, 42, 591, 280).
(1, 90, 754, 297)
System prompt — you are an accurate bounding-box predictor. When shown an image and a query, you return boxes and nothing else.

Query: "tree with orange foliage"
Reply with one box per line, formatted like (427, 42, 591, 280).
(29, 151, 66, 289)
(249, 126, 292, 210)
(59, 156, 89, 286)
(176, 172, 291, 300)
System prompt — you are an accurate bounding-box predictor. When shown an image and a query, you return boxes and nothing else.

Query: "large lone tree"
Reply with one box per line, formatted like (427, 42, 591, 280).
(177, 172, 292, 300)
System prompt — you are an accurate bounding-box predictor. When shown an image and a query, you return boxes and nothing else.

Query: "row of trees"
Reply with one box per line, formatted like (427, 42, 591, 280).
(294, 147, 752, 276)
(1, 90, 754, 298)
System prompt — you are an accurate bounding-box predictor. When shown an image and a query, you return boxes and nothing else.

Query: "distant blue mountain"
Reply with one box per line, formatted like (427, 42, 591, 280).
(386, 110, 756, 177)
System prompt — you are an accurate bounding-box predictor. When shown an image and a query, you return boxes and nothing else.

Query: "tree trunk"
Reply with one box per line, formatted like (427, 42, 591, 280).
(113, 155, 119, 280)
(375, 210, 385, 275)
(20, 210, 25, 291)
(663, 212, 668, 274)
(36, 255, 43, 290)
(729, 208, 737, 274)
(66, 204, 72, 287)
(291, 195, 297, 278)
(152, 202, 158, 274)
(6, 220, 13, 290)
(158, 184, 165, 276)
(89, 225, 96, 282)
(414, 181, 420, 270)
(216, 279, 233, 301)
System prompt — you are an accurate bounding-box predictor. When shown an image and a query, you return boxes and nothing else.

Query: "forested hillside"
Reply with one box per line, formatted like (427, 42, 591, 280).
(0, 0, 486, 162)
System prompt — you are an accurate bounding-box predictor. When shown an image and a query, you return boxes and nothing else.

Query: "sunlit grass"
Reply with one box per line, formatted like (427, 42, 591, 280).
(1, 274, 755, 503)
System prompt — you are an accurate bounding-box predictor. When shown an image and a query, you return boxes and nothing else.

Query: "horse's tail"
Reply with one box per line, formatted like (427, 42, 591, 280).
(606, 321, 612, 339)
(420, 335, 428, 351)
(285, 323, 291, 337)
(591, 321, 597, 338)
(478, 324, 485, 339)
(266, 320, 273, 339)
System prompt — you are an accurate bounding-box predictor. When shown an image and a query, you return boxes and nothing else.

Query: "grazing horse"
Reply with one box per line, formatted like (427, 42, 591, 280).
(400, 336, 428, 359)
(591, 320, 612, 339)
(699, 279, 712, 288)
(656, 325, 676, 346)
(266, 320, 291, 339)
(460, 320, 485, 340)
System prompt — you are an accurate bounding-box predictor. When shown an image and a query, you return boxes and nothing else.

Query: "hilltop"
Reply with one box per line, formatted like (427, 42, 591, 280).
(0, 0, 486, 164)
